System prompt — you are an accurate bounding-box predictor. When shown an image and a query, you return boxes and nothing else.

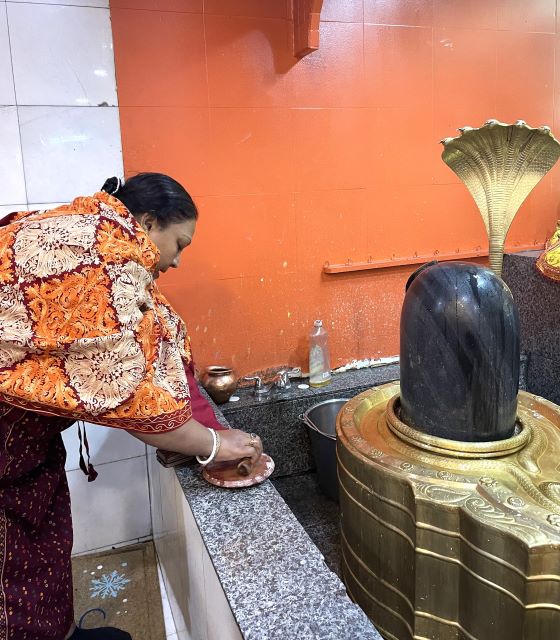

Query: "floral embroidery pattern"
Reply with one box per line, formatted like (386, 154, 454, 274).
(65, 334, 145, 414)
(0, 284, 33, 368)
(24, 266, 119, 345)
(153, 340, 189, 399)
(106, 261, 153, 331)
(0, 193, 192, 432)
(0, 230, 14, 285)
(14, 214, 98, 279)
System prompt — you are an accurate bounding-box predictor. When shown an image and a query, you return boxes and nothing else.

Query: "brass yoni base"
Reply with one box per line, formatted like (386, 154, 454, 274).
(337, 383, 560, 640)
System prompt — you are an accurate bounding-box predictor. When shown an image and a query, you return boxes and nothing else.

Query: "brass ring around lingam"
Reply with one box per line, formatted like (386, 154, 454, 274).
(386, 395, 531, 459)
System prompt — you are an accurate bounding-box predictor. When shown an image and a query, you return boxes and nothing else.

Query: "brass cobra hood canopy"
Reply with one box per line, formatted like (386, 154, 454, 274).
(441, 119, 560, 277)
(338, 122, 560, 640)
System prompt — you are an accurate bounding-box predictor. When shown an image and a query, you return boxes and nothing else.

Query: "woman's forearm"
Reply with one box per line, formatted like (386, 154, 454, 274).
(131, 419, 264, 465)
(131, 417, 215, 457)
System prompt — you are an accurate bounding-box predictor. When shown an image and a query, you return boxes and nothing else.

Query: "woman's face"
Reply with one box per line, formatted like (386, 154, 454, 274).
(139, 214, 197, 279)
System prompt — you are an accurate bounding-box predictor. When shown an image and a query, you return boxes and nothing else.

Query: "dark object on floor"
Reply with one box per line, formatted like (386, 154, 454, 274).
(69, 626, 132, 639)
(400, 261, 520, 441)
(72, 542, 165, 640)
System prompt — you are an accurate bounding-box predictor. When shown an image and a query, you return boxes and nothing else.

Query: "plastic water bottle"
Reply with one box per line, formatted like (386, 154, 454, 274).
(309, 320, 332, 388)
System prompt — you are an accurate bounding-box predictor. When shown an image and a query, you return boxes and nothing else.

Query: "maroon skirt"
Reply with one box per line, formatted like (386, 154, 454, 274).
(0, 403, 74, 640)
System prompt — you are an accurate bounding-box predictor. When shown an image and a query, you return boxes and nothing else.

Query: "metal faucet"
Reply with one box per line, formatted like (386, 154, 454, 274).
(241, 368, 301, 397)
(240, 375, 270, 397)
(272, 369, 292, 389)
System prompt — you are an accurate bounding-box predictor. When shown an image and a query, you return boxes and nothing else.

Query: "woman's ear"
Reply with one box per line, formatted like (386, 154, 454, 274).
(137, 212, 156, 233)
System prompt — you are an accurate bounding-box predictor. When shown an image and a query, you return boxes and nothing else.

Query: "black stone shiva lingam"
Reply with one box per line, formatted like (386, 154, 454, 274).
(337, 122, 560, 640)
(400, 260, 520, 443)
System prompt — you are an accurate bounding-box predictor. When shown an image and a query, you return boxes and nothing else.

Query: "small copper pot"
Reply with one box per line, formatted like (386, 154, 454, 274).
(200, 366, 237, 404)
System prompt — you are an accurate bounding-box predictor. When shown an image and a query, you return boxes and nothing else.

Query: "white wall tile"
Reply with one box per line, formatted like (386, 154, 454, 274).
(19, 105, 123, 203)
(4, 0, 133, 558)
(0, 106, 26, 204)
(63, 422, 146, 471)
(28, 202, 68, 210)
(0, 4, 15, 105)
(8, 3, 116, 106)
(68, 456, 151, 554)
(9, 1, 109, 6)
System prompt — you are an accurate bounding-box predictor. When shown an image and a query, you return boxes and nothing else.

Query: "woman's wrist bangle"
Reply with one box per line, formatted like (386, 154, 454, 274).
(196, 429, 221, 466)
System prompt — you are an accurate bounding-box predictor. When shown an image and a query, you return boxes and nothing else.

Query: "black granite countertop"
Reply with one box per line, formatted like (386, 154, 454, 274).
(223, 364, 400, 413)
(174, 381, 385, 640)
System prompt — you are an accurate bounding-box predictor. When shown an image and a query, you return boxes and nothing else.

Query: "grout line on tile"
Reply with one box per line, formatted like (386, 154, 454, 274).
(65, 451, 149, 472)
(71, 534, 153, 557)
(3, 0, 28, 206)
(6, 2, 109, 10)
(14, 103, 118, 107)
(145, 448, 154, 539)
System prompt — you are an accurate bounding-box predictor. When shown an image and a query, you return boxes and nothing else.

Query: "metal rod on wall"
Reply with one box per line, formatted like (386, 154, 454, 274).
(323, 243, 545, 274)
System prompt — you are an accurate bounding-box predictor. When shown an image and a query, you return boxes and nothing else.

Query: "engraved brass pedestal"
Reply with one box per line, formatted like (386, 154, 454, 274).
(337, 383, 560, 640)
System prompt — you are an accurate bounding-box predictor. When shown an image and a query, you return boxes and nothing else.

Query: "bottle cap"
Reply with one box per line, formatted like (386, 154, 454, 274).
(314, 319, 323, 327)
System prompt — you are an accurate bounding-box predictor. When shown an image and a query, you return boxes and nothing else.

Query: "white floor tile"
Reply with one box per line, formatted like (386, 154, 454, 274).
(18, 105, 123, 203)
(68, 456, 151, 554)
(63, 422, 146, 471)
(0, 3, 15, 105)
(8, 3, 116, 106)
(0, 106, 25, 205)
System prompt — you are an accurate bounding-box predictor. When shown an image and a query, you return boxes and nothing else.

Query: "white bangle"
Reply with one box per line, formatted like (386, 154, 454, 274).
(196, 429, 221, 466)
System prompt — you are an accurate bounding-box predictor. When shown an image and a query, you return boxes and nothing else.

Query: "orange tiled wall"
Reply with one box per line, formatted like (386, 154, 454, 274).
(110, 0, 560, 375)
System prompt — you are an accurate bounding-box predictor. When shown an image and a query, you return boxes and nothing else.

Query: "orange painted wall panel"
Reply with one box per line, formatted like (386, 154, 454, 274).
(110, 0, 560, 374)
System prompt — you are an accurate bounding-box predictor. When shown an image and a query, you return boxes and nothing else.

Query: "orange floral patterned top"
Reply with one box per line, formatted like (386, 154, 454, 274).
(0, 191, 192, 432)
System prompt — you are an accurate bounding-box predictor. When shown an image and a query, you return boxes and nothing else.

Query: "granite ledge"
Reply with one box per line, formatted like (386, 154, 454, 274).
(221, 359, 526, 414)
(174, 391, 382, 639)
(221, 364, 401, 414)
(175, 466, 382, 640)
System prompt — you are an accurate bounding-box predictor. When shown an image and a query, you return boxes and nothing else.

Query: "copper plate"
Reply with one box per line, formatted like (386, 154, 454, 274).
(202, 453, 274, 489)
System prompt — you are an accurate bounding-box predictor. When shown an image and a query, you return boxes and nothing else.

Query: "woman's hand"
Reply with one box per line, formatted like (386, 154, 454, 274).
(132, 419, 263, 469)
(216, 429, 263, 466)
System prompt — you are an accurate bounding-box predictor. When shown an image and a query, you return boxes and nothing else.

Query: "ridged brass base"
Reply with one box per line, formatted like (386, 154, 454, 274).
(337, 383, 560, 640)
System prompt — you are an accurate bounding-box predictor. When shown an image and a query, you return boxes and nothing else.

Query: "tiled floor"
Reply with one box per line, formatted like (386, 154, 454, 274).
(158, 562, 178, 639)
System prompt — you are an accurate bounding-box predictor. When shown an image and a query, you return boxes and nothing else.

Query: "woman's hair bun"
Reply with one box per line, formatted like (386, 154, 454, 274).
(101, 176, 122, 195)
(99, 172, 198, 227)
